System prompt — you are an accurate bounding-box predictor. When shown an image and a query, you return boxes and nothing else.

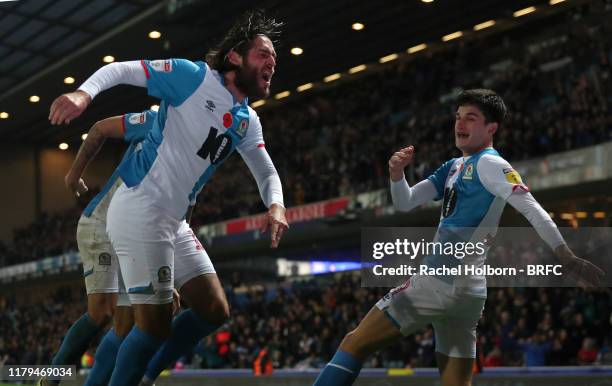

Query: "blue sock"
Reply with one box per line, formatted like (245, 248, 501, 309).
(84, 329, 124, 386)
(52, 313, 101, 366)
(108, 326, 163, 386)
(144, 309, 220, 381)
(313, 350, 362, 386)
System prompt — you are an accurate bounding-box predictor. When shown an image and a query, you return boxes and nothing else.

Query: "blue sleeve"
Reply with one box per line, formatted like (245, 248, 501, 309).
(141, 59, 205, 106)
(123, 110, 157, 143)
(426, 158, 455, 200)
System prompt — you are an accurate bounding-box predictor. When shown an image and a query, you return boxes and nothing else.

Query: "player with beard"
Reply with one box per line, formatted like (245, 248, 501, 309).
(49, 10, 287, 386)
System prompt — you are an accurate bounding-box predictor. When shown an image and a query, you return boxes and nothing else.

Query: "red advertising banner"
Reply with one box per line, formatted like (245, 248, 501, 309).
(225, 197, 350, 235)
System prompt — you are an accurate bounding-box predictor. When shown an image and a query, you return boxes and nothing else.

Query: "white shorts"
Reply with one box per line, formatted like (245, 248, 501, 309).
(107, 183, 215, 305)
(376, 275, 485, 358)
(174, 220, 216, 290)
(77, 215, 131, 306)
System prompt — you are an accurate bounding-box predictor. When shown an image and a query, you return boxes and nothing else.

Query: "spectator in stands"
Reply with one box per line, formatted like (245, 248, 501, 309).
(577, 337, 599, 365)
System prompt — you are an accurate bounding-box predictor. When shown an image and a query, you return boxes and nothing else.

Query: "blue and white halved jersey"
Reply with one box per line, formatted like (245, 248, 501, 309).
(425, 147, 529, 296)
(83, 110, 155, 220)
(117, 59, 265, 219)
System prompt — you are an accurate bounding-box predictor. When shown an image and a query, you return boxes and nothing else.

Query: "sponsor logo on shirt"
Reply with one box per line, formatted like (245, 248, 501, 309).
(128, 112, 146, 125)
(150, 59, 172, 72)
(197, 126, 233, 165)
(205, 100, 216, 112)
(442, 187, 457, 217)
(462, 163, 473, 180)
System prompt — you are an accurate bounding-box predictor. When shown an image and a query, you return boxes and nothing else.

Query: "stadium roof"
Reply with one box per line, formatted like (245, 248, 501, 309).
(0, 0, 573, 144)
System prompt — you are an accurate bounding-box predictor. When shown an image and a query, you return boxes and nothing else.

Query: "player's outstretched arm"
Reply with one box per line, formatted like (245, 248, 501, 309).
(262, 203, 288, 249)
(553, 243, 605, 288)
(240, 146, 288, 248)
(479, 155, 605, 287)
(49, 61, 147, 125)
(506, 188, 605, 287)
(64, 116, 124, 197)
(389, 145, 438, 212)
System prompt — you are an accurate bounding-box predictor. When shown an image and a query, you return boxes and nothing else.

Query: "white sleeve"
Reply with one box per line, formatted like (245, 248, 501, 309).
(78, 61, 147, 100)
(239, 146, 284, 208)
(390, 177, 438, 212)
(507, 192, 566, 250)
(477, 154, 530, 200)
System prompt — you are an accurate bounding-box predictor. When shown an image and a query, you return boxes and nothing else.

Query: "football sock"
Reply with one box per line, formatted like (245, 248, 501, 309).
(108, 326, 163, 386)
(83, 329, 124, 386)
(143, 309, 220, 381)
(51, 312, 101, 368)
(313, 350, 362, 386)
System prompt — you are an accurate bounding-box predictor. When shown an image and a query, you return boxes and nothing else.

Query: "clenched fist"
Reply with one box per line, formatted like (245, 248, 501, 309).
(389, 145, 414, 182)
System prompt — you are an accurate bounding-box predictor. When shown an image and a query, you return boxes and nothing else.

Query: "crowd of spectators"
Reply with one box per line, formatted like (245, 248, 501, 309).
(191, 3, 612, 225)
(1, 4, 611, 265)
(2, 273, 611, 370)
(0, 208, 79, 267)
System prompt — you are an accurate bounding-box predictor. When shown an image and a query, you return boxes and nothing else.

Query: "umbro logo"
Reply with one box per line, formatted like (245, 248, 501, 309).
(205, 100, 215, 112)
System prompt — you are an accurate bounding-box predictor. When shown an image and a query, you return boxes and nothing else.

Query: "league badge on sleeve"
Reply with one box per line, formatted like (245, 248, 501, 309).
(503, 167, 523, 184)
(128, 112, 146, 125)
(150, 59, 173, 72)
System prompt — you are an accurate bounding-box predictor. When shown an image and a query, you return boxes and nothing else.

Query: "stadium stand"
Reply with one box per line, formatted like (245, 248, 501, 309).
(1, 3, 611, 265)
(0, 3, 611, 383)
(1, 274, 611, 370)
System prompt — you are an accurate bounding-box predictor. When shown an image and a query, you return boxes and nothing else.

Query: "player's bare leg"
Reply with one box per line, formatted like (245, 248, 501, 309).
(313, 306, 403, 385)
(113, 306, 135, 337)
(180, 273, 229, 325)
(87, 293, 118, 326)
(436, 353, 474, 386)
(133, 303, 173, 340)
(339, 306, 403, 360)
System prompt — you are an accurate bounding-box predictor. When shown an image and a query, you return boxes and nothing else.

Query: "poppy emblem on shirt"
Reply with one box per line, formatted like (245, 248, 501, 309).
(223, 113, 233, 128)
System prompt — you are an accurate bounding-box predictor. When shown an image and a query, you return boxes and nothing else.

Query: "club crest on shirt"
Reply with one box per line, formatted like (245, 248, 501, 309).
(503, 168, 523, 184)
(129, 112, 146, 125)
(150, 60, 172, 72)
(158, 266, 171, 283)
(98, 252, 111, 266)
(236, 119, 248, 137)
(462, 164, 473, 180)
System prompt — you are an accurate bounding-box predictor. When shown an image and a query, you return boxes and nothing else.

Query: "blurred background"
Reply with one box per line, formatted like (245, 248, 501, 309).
(0, 0, 611, 384)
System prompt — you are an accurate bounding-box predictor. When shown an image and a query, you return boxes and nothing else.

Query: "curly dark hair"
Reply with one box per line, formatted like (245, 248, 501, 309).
(205, 9, 283, 73)
(456, 89, 507, 126)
